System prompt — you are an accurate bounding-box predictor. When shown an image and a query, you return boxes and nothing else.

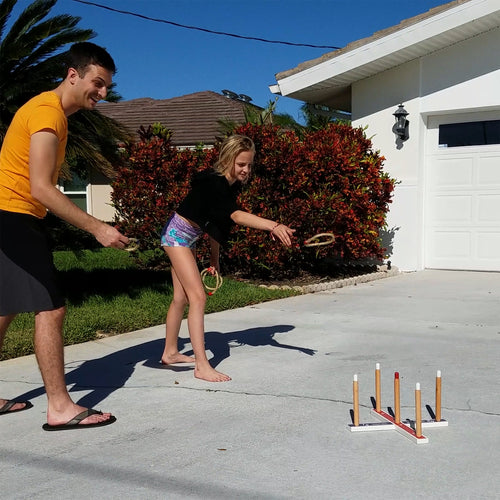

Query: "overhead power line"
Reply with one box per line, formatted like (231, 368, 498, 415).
(72, 0, 341, 50)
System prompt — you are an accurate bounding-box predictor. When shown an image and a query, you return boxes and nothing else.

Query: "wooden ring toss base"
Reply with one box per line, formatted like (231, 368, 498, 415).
(348, 363, 448, 445)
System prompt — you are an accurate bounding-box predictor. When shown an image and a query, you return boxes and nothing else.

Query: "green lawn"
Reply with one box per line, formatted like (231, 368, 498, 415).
(1, 248, 299, 360)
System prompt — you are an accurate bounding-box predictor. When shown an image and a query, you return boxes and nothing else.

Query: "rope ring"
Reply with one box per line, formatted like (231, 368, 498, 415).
(303, 233, 335, 247)
(200, 267, 223, 295)
(124, 238, 139, 252)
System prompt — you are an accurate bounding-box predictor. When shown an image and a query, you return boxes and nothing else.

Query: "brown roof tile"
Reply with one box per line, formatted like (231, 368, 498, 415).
(96, 90, 255, 147)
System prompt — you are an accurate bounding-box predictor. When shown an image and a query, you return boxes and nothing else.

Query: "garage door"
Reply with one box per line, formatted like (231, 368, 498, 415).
(425, 117, 500, 271)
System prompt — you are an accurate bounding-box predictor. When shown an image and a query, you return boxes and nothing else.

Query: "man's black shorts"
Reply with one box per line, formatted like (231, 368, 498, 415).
(0, 209, 65, 315)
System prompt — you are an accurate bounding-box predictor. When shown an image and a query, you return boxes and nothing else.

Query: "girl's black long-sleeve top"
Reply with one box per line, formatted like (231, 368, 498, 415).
(176, 170, 241, 245)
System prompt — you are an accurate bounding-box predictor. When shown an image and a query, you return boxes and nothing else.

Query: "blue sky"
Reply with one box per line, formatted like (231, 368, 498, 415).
(11, 0, 446, 122)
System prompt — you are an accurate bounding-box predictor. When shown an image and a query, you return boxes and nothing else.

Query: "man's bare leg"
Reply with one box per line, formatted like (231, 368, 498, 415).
(34, 307, 114, 426)
(0, 314, 15, 347)
(0, 314, 31, 412)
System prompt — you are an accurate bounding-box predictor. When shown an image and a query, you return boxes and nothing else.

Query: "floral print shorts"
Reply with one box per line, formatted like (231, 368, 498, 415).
(160, 212, 203, 248)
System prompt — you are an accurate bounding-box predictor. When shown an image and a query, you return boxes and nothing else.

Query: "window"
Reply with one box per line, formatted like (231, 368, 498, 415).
(439, 120, 500, 148)
(59, 173, 88, 211)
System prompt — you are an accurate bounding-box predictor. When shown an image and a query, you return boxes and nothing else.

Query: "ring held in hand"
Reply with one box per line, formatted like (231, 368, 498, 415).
(124, 238, 139, 252)
(200, 267, 223, 295)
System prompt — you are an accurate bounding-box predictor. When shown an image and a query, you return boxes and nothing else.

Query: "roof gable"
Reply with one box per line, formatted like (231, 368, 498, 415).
(271, 0, 500, 111)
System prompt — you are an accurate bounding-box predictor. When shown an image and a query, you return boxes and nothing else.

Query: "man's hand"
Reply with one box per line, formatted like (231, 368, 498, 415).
(94, 222, 129, 249)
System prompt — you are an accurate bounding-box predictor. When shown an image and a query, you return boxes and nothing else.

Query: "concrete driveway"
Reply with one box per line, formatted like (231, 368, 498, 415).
(1, 270, 499, 499)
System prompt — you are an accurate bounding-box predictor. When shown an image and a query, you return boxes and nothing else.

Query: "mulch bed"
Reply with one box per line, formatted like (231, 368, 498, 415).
(228, 263, 380, 288)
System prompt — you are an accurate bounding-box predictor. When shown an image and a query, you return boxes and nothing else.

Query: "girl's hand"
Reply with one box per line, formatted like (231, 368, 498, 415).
(209, 261, 220, 274)
(270, 223, 296, 247)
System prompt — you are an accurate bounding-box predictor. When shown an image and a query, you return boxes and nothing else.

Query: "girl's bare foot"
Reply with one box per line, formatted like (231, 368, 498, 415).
(161, 352, 196, 365)
(194, 365, 231, 382)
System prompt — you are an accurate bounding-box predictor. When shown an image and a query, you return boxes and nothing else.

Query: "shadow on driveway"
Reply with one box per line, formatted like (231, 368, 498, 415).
(14, 324, 315, 409)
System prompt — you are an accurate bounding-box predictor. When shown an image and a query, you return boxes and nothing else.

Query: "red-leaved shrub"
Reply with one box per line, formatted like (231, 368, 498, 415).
(111, 136, 207, 249)
(111, 123, 395, 278)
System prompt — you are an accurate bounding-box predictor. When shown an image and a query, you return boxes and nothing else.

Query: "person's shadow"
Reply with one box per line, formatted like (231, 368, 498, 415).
(14, 324, 315, 409)
(13, 338, 162, 409)
(156, 324, 316, 371)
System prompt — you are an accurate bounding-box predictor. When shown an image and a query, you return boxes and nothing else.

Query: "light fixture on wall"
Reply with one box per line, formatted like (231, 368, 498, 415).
(393, 104, 409, 141)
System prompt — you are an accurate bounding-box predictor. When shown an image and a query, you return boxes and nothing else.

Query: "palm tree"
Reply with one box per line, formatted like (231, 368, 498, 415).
(0, 0, 131, 179)
(300, 102, 351, 130)
(244, 97, 303, 130)
(218, 97, 304, 138)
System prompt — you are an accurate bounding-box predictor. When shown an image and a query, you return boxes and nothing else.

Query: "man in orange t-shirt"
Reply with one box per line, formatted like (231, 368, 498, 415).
(0, 42, 129, 430)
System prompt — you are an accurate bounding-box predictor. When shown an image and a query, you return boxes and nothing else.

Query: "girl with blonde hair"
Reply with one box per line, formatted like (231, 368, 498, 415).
(160, 134, 295, 381)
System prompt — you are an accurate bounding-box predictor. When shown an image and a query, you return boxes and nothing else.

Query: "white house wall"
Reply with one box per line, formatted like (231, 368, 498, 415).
(89, 184, 115, 222)
(89, 170, 115, 222)
(351, 26, 500, 271)
(352, 59, 424, 270)
(420, 28, 500, 114)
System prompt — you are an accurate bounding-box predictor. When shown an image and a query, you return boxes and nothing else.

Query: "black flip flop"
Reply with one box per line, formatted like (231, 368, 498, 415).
(42, 408, 117, 431)
(0, 400, 33, 415)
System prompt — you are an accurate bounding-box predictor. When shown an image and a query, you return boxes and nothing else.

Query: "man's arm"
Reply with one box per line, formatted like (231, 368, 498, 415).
(29, 130, 128, 248)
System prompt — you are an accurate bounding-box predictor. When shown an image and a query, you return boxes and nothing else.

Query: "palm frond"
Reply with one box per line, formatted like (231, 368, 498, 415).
(0, 0, 17, 41)
(0, 0, 128, 183)
(14, 28, 94, 77)
(66, 110, 132, 178)
(0, 0, 57, 50)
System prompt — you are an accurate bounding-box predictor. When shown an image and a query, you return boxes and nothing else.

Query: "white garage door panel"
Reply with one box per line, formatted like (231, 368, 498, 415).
(477, 232, 500, 259)
(432, 158, 473, 185)
(431, 231, 470, 258)
(430, 195, 472, 222)
(478, 195, 500, 222)
(478, 156, 500, 184)
(426, 148, 500, 271)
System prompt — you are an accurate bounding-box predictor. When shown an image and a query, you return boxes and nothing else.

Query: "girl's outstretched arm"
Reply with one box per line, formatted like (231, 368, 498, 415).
(230, 210, 295, 247)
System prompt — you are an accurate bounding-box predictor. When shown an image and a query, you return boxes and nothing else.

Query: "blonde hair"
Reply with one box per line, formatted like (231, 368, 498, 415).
(214, 135, 255, 182)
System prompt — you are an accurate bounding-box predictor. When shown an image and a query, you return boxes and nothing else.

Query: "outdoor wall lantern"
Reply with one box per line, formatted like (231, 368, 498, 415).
(393, 104, 409, 141)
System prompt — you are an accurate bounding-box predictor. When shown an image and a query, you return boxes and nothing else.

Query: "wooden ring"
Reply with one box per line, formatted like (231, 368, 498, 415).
(303, 233, 335, 247)
(124, 238, 139, 252)
(200, 267, 223, 295)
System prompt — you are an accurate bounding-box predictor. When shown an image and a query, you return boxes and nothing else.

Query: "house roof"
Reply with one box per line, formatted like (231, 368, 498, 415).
(270, 0, 500, 111)
(96, 90, 255, 147)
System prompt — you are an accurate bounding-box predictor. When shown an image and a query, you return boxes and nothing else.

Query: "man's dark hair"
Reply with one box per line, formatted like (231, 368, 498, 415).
(66, 42, 116, 77)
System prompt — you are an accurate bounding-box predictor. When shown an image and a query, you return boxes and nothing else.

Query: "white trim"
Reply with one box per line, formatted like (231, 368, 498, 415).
(58, 182, 90, 213)
(85, 182, 91, 214)
(272, 0, 500, 98)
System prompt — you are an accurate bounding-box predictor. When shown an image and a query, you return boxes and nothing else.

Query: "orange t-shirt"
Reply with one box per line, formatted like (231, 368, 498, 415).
(0, 91, 67, 218)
